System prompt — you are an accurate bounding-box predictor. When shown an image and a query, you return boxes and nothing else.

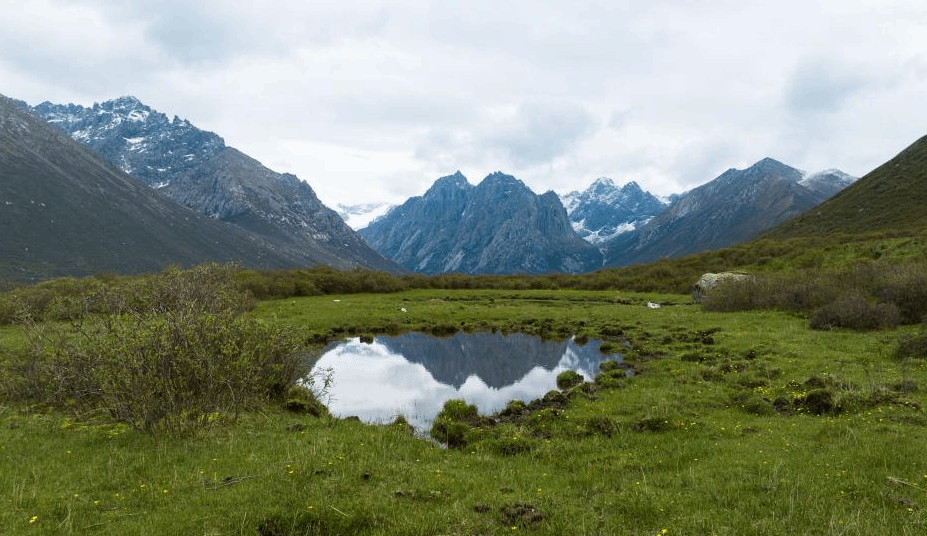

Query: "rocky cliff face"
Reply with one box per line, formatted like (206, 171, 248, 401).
(602, 158, 855, 267)
(359, 171, 603, 274)
(31, 96, 399, 272)
(561, 178, 667, 243)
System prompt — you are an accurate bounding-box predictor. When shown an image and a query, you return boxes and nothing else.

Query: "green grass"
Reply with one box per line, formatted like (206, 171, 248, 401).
(3, 290, 927, 535)
(765, 133, 927, 239)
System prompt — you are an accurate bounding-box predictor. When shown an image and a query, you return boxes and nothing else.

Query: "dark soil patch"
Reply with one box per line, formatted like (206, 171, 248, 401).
(499, 502, 548, 528)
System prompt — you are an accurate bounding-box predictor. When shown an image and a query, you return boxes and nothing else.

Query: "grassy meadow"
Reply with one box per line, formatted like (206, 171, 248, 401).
(2, 275, 926, 535)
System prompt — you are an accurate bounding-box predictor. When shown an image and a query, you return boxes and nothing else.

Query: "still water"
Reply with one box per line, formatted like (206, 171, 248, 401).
(310, 331, 621, 433)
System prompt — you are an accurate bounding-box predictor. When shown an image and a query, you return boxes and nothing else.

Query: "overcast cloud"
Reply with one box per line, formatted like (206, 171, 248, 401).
(2, 0, 927, 207)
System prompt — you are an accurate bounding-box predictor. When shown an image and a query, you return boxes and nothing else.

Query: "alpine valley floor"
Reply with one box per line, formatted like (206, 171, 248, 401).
(2, 288, 926, 535)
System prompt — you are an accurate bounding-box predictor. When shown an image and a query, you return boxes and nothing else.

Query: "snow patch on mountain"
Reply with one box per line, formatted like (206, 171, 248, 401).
(800, 168, 857, 186)
(337, 202, 394, 230)
(560, 177, 667, 244)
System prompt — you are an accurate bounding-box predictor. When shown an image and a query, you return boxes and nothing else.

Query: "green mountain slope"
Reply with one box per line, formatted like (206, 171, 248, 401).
(765, 134, 927, 239)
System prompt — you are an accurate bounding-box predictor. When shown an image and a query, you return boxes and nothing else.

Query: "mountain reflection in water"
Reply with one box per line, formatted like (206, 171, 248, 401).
(310, 331, 620, 433)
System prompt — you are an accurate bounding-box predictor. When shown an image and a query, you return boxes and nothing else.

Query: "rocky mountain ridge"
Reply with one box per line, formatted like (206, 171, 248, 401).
(30, 96, 398, 272)
(560, 178, 667, 244)
(602, 157, 856, 267)
(359, 171, 603, 274)
(0, 93, 322, 285)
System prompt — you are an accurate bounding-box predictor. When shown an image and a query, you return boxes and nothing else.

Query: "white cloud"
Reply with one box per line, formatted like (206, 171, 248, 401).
(3, 0, 927, 205)
(784, 57, 871, 114)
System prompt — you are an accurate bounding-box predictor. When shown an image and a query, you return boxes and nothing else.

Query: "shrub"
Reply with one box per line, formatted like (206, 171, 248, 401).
(37, 311, 303, 434)
(701, 277, 766, 312)
(0, 295, 22, 325)
(7, 264, 305, 435)
(897, 328, 927, 361)
(875, 264, 927, 324)
(810, 292, 901, 331)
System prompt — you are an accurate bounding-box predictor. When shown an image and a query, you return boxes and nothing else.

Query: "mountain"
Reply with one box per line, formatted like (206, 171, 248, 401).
(358, 171, 603, 274)
(765, 134, 927, 238)
(560, 178, 667, 244)
(337, 202, 394, 230)
(602, 158, 855, 267)
(30, 96, 398, 272)
(0, 94, 319, 285)
(799, 169, 856, 200)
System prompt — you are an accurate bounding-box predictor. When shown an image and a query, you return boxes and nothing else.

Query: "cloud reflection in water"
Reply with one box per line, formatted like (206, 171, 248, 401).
(311, 331, 619, 433)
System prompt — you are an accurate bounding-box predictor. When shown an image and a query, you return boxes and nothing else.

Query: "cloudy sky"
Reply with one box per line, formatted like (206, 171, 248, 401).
(3, 0, 927, 208)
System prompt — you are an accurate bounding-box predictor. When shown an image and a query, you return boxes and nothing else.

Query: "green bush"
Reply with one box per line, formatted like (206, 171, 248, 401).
(6, 264, 305, 435)
(809, 292, 901, 331)
(875, 264, 927, 324)
(699, 260, 927, 331)
(897, 327, 927, 361)
(47, 314, 303, 433)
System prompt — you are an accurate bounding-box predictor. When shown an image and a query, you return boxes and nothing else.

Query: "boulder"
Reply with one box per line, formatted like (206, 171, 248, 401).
(692, 272, 753, 303)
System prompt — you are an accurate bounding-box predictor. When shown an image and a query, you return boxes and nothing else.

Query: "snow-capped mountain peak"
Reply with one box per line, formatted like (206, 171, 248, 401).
(560, 177, 667, 244)
(799, 168, 858, 199)
(33, 97, 226, 182)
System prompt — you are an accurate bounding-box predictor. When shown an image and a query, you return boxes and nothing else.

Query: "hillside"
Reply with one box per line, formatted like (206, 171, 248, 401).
(0, 94, 328, 285)
(765, 133, 927, 238)
(31, 96, 399, 273)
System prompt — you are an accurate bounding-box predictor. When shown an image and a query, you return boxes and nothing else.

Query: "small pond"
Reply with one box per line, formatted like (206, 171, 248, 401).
(309, 331, 622, 433)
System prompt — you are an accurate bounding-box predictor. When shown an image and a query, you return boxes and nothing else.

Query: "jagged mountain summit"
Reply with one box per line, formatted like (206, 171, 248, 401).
(560, 178, 667, 244)
(34, 96, 224, 187)
(602, 157, 856, 267)
(0, 93, 318, 285)
(30, 96, 399, 273)
(359, 171, 603, 274)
